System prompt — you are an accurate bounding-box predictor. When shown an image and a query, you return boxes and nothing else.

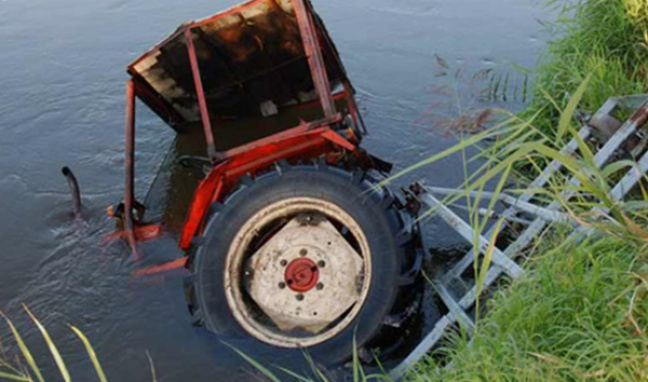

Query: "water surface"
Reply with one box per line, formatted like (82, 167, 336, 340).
(0, 0, 546, 380)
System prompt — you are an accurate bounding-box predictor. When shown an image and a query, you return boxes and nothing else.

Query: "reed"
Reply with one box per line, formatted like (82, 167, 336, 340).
(0, 306, 107, 382)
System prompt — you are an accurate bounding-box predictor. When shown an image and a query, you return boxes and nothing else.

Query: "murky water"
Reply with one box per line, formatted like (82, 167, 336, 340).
(0, 0, 547, 380)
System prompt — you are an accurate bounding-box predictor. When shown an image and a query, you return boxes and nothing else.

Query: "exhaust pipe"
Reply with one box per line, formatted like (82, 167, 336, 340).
(61, 166, 82, 219)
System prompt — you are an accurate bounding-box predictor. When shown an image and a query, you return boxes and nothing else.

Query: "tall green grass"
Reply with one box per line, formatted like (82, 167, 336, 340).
(410, 233, 647, 381)
(528, 0, 648, 139)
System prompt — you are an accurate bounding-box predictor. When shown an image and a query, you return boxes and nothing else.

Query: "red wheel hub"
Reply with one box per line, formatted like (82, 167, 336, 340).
(284, 258, 319, 292)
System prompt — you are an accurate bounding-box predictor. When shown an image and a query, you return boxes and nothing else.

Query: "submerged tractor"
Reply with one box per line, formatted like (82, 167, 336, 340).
(110, 0, 424, 364)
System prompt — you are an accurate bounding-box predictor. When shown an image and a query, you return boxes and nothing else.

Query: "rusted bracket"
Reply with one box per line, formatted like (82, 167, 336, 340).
(124, 80, 139, 259)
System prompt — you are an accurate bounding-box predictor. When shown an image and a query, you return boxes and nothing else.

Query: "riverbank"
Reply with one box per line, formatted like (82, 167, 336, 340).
(411, 0, 648, 380)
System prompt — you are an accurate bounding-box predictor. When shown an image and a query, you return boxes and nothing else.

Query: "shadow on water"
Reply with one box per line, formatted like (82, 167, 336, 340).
(0, 0, 548, 380)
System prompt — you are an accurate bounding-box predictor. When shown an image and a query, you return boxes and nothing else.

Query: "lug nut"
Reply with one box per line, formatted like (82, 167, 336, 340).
(318, 260, 326, 268)
(278, 282, 286, 289)
(296, 294, 304, 301)
(300, 249, 308, 256)
(316, 283, 324, 290)
(280, 259, 288, 267)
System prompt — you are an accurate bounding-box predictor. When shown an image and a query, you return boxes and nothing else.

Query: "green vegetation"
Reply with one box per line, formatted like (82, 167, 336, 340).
(226, 339, 391, 382)
(528, 0, 648, 138)
(0, 306, 107, 382)
(410, 235, 647, 381)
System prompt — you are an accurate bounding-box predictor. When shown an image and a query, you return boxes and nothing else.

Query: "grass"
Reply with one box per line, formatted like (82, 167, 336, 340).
(226, 338, 395, 382)
(410, 234, 647, 381)
(526, 0, 648, 140)
(0, 306, 107, 382)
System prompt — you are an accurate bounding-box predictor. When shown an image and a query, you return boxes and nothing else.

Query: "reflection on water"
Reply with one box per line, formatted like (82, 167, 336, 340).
(0, 0, 546, 380)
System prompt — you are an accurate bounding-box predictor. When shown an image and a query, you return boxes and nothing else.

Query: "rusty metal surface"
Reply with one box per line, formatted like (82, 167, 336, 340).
(124, 80, 138, 257)
(128, 0, 346, 132)
(244, 216, 364, 337)
(185, 28, 218, 161)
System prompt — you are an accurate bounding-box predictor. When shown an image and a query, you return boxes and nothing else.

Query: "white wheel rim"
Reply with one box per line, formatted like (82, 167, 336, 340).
(224, 197, 372, 348)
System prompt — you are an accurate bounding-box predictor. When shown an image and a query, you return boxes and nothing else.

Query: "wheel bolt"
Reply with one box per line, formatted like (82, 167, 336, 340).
(316, 283, 324, 290)
(280, 259, 288, 267)
(278, 282, 286, 289)
(296, 294, 304, 301)
(300, 249, 308, 256)
(318, 260, 326, 268)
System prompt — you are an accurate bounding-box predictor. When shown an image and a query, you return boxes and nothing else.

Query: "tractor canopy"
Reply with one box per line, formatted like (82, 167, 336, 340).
(127, 0, 350, 136)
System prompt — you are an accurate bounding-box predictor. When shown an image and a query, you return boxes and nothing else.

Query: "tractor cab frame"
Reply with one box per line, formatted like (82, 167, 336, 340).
(114, 0, 391, 260)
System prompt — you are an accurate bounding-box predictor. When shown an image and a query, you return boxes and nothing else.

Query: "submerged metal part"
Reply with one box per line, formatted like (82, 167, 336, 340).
(61, 167, 82, 219)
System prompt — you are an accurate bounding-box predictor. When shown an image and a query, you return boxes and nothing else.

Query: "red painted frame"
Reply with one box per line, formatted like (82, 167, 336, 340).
(119, 0, 369, 275)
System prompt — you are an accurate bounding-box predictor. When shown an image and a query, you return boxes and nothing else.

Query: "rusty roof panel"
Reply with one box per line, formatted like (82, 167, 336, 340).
(128, 0, 345, 131)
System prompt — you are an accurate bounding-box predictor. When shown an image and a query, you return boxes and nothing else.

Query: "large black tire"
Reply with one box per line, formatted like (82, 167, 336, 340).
(185, 164, 421, 365)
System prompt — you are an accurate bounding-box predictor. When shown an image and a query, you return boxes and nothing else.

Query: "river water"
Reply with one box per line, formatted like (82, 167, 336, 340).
(0, 0, 547, 380)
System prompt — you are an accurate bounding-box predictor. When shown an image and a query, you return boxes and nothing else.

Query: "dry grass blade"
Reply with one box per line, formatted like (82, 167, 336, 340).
(0, 312, 44, 382)
(146, 350, 157, 382)
(23, 305, 70, 382)
(70, 326, 107, 382)
(0, 370, 31, 382)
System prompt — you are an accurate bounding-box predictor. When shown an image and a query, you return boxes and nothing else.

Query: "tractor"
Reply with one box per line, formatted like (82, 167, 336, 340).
(109, 0, 424, 364)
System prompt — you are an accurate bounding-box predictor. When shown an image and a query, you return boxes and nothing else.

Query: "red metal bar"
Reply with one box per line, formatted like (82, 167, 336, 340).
(185, 28, 219, 162)
(132, 258, 188, 277)
(321, 129, 356, 151)
(293, 0, 336, 119)
(124, 80, 138, 257)
(179, 129, 340, 249)
(224, 113, 342, 157)
(102, 224, 163, 245)
(344, 80, 367, 135)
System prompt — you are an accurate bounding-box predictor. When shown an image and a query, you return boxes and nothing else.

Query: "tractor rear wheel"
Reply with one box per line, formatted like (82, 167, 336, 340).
(185, 164, 420, 365)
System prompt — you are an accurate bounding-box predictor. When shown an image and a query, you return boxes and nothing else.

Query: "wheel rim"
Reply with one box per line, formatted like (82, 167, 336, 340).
(224, 197, 372, 348)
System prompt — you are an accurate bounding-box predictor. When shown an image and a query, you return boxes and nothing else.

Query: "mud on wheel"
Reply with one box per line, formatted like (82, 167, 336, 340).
(185, 164, 422, 365)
